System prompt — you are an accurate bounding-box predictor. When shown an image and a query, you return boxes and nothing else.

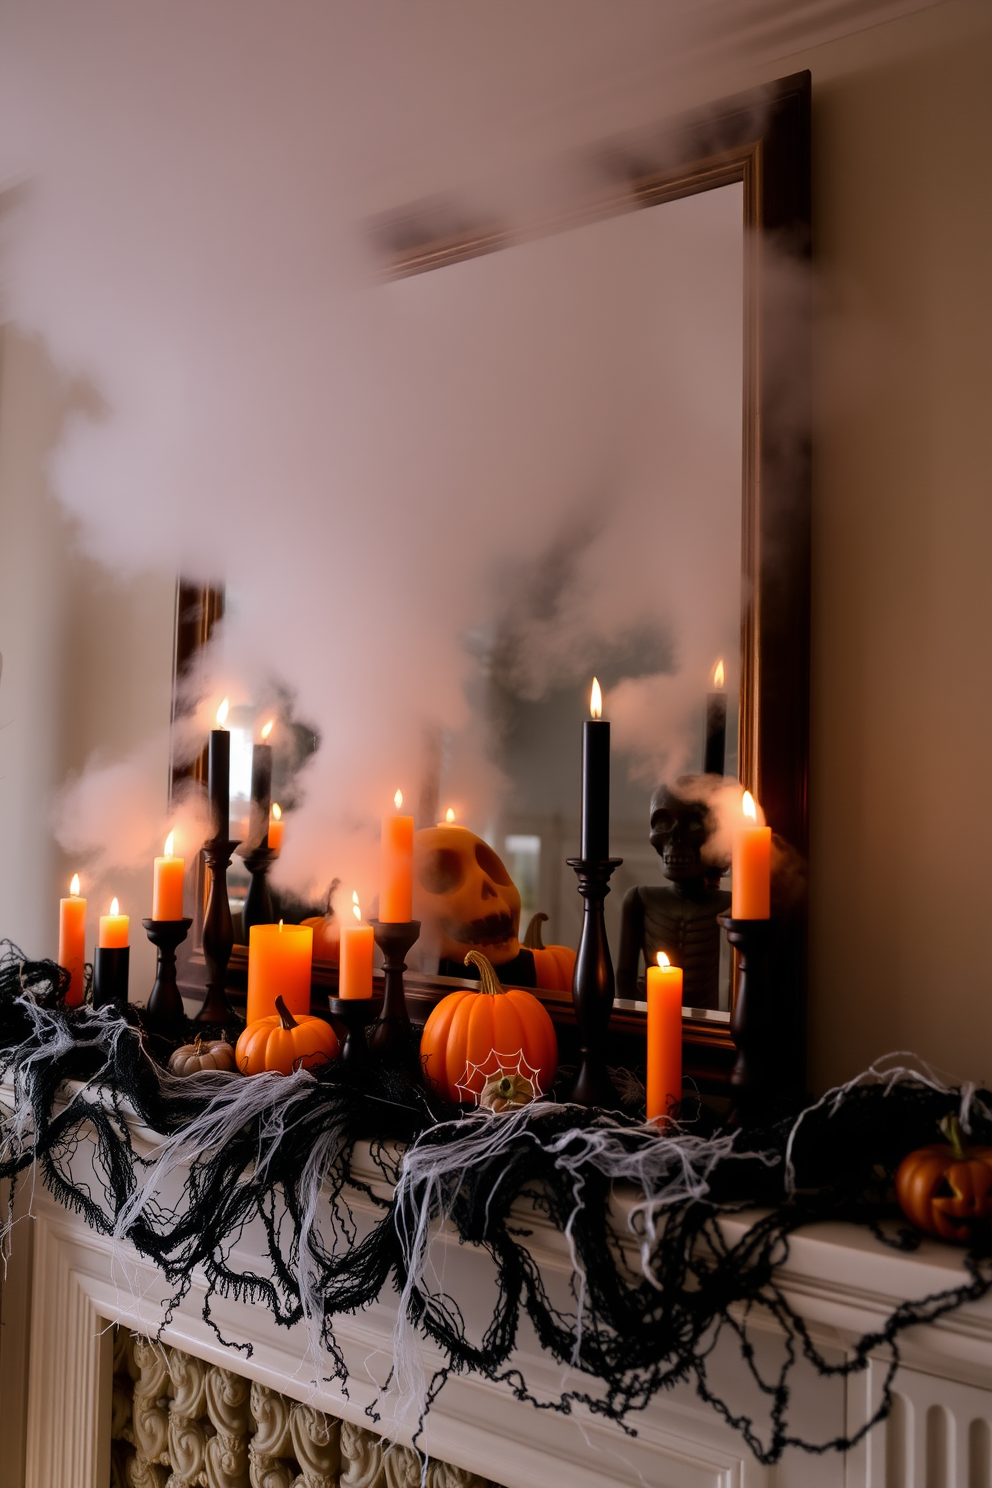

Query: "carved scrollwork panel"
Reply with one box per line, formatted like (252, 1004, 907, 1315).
(288, 1402, 339, 1487)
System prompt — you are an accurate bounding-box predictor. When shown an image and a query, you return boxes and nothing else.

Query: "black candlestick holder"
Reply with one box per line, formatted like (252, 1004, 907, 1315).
(718, 915, 775, 1126)
(93, 946, 130, 1010)
(368, 920, 421, 1077)
(240, 844, 277, 937)
(328, 995, 383, 1070)
(566, 856, 623, 1108)
(142, 917, 193, 1039)
(198, 836, 240, 1025)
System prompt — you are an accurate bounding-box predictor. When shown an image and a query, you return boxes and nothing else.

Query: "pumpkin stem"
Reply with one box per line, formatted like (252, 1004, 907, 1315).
(464, 950, 505, 996)
(941, 1112, 970, 1161)
(523, 912, 548, 951)
(274, 995, 298, 1031)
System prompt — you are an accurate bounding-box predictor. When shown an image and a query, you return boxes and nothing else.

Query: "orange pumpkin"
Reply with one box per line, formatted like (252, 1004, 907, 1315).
(420, 950, 558, 1104)
(522, 913, 576, 993)
(236, 996, 339, 1076)
(895, 1114, 992, 1243)
(301, 912, 340, 966)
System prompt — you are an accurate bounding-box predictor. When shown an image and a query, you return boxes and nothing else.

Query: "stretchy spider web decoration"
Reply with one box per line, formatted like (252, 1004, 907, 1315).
(455, 1047, 545, 1103)
(0, 938, 990, 1466)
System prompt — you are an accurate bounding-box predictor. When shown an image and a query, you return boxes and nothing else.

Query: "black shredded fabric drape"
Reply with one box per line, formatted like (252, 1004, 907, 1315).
(1, 939, 989, 1464)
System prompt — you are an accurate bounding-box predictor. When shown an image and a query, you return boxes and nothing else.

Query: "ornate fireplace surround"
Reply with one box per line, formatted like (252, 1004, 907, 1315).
(2, 1081, 992, 1488)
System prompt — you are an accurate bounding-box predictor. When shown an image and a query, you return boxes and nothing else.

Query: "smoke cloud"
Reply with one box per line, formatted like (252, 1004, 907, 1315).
(0, 2, 796, 910)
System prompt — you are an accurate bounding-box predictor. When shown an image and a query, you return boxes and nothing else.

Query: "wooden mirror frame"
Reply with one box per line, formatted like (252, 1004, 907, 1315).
(173, 71, 811, 1096)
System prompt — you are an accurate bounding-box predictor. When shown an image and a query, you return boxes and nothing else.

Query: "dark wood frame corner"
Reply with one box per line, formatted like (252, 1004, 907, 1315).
(171, 71, 811, 1095)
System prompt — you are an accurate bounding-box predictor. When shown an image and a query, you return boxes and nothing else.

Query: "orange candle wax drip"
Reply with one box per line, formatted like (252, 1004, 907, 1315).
(646, 952, 683, 1125)
(59, 874, 87, 1007)
(99, 898, 129, 949)
(731, 791, 771, 919)
(152, 832, 185, 920)
(339, 893, 375, 999)
(380, 789, 414, 923)
(246, 920, 313, 1024)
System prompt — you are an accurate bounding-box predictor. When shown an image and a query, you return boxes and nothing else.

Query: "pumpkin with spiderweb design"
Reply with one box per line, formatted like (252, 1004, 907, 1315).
(420, 950, 558, 1105)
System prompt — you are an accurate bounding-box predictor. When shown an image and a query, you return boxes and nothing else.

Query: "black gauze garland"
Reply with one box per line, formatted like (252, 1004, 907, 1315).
(1, 939, 990, 1465)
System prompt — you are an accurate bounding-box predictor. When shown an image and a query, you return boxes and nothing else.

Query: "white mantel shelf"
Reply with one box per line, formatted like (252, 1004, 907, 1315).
(4, 1082, 992, 1488)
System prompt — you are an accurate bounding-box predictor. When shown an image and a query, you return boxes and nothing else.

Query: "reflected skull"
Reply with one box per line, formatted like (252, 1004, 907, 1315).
(413, 825, 521, 966)
(649, 781, 720, 882)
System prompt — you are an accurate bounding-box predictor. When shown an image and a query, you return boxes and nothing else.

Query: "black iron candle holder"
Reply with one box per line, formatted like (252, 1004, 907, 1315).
(368, 919, 421, 1077)
(328, 995, 383, 1071)
(566, 856, 623, 1108)
(142, 917, 193, 1038)
(198, 837, 240, 1025)
(718, 915, 775, 1126)
(92, 946, 130, 1010)
(240, 844, 277, 937)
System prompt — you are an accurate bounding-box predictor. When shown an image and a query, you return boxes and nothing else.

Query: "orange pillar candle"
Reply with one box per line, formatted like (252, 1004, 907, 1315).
(152, 832, 185, 920)
(58, 874, 87, 1007)
(267, 803, 284, 856)
(731, 791, 771, 919)
(339, 893, 375, 999)
(380, 789, 414, 923)
(246, 921, 313, 1024)
(99, 898, 129, 949)
(646, 952, 683, 1125)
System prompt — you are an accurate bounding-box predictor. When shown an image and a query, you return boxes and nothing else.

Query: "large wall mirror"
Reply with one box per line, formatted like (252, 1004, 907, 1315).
(175, 72, 810, 1089)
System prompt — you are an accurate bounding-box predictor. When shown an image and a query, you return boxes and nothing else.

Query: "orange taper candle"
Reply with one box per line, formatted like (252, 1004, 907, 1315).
(380, 789, 414, 923)
(59, 873, 87, 1007)
(731, 791, 771, 919)
(267, 803, 284, 856)
(339, 893, 374, 999)
(646, 952, 683, 1125)
(99, 898, 129, 949)
(152, 832, 185, 920)
(246, 921, 313, 1024)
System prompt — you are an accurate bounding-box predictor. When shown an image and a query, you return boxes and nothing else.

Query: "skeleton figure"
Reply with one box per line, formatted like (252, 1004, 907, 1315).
(616, 777, 731, 1010)
(413, 824, 538, 986)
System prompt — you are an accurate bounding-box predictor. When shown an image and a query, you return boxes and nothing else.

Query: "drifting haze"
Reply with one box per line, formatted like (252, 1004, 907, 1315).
(0, 1, 784, 906)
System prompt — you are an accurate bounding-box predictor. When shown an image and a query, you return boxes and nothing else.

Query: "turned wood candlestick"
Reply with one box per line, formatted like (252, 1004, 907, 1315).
(240, 844, 277, 937)
(328, 995, 383, 1071)
(718, 915, 775, 1126)
(368, 919, 421, 1078)
(566, 856, 623, 1108)
(142, 917, 193, 1039)
(198, 837, 240, 1025)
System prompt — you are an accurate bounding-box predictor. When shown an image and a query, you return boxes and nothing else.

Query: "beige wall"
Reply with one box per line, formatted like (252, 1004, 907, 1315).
(0, 1, 989, 1088)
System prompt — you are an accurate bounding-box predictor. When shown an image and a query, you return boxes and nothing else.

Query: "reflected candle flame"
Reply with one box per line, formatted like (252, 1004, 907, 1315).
(216, 698, 229, 728)
(70, 873, 80, 897)
(713, 659, 725, 688)
(590, 677, 603, 719)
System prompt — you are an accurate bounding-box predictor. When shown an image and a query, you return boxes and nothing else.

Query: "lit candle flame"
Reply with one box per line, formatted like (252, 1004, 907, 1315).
(393, 788, 403, 810)
(590, 677, 603, 719)
(216, 698, 229, 728)
(352, 890, 361, 923)
(110, 897, 120, 916)
(70, 873, 80, 897)
(742, 790, 757, 823)
(261, 719, 274, 741)
(279, 919, 284, 931)
(445, 807, 456, 824)
(164, 831, 175, 857)
(271, 802, 282, 821)
(656, 951, 671, 968)
(713, 659, 725, 688)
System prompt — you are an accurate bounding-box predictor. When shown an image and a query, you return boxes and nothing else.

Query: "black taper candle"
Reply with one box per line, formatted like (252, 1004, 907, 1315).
(208, 706, 230, 843)
(704, 692, 727, 776)
(581, 678, 610, 860)
(248, 741, 272, 849)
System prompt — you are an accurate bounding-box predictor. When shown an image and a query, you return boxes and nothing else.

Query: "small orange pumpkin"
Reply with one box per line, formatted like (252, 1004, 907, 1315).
(420, 950, 558, 1104)
(895, 1114, 992, 1243)
(301, 912, 340, 966)
(236, 996, 339, 1076)
(522, 913, 576, 993)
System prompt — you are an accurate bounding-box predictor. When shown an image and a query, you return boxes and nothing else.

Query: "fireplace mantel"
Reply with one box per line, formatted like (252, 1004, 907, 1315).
(3, 1085, 992, 1488)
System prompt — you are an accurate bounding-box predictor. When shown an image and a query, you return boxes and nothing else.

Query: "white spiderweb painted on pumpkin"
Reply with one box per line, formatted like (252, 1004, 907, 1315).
(454, 1045, 545, 1105)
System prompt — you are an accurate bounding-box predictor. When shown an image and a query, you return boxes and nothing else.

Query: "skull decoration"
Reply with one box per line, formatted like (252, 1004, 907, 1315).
(413, 825, 521, 967)
(649, 779, 727, 883)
